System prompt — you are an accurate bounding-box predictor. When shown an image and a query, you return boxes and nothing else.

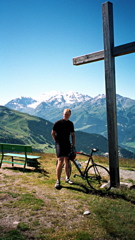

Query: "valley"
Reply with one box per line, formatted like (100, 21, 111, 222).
(4, 91, 135, 154)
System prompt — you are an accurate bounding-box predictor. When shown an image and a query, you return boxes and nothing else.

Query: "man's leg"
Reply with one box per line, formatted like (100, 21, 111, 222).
(64, 157, 73, 184)
(55, 157, 64, 187)
(64, 157, 70, 179)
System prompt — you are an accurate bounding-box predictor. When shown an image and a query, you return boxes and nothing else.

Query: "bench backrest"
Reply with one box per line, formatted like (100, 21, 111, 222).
(0, 143, 32, 153)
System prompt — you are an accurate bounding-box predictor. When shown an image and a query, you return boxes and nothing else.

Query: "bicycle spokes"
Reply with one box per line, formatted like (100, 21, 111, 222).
(86, 164, 111, 191)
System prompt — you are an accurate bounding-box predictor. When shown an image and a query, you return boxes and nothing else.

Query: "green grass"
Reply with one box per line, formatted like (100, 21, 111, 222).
(0, 229, 26, 240)
(0, 153, 135, 240)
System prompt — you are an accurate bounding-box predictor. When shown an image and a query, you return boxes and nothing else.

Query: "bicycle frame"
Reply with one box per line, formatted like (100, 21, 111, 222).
(72, 154, 91, 179)
(72, 149, 98, 179)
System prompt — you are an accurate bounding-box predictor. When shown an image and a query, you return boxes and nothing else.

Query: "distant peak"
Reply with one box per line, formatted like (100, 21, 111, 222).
(95, 94, 105, 99)
(35, 91, 92, 104)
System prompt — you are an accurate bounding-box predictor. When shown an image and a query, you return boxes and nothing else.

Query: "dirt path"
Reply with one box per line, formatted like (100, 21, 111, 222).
(120, 169, 135, 181)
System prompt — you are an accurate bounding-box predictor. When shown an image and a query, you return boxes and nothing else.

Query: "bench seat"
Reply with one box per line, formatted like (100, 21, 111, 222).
(0, 143, 41, 172)
(4, 153, 41, 159)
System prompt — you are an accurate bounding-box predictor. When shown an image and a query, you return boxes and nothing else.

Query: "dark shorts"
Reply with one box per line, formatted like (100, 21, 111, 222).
(56, 142, 70, 158)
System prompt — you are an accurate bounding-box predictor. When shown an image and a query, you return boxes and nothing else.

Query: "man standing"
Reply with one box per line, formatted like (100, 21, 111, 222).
(51, 108, 75, 189)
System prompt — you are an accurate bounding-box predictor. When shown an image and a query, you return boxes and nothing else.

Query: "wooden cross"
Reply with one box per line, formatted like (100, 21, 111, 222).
(73, 1, 135, 187)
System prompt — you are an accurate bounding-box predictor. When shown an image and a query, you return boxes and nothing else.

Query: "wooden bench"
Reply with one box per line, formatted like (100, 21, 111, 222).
(0, 143, 41, 172)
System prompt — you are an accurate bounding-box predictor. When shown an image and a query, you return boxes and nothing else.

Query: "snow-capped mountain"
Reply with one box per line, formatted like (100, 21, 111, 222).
(4, 91, 135, 114)
(5, 91, 92, 110)
(5, 97, 37, 110)
(37, 91, 91, 103)
(32, 91, 92, 108)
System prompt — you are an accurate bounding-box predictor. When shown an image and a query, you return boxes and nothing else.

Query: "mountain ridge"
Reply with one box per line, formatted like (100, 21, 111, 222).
(4, 91, 135, 112)
(5, 91, 93, 110)
(4, 91, 135, 154)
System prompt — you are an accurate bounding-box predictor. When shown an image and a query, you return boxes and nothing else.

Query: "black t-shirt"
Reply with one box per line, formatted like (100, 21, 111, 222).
(53, 119, 74, 144)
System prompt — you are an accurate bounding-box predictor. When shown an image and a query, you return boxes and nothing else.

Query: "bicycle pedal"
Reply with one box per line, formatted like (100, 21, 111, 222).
(73, 174, 76, 178)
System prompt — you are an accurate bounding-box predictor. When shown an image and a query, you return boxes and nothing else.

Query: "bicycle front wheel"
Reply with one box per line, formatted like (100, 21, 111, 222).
(86, 164, 111, 191)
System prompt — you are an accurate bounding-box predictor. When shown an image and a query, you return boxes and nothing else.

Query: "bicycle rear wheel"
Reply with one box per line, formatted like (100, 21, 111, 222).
(86, 164, 111, 191)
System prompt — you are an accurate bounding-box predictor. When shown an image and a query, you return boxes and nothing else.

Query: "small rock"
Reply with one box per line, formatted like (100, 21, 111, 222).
(83, 211, 90, 215)
(13, 221, 20, 225)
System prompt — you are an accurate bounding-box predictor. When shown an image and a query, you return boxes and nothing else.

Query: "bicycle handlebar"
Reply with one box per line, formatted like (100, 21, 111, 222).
(76, 148, 99, 157)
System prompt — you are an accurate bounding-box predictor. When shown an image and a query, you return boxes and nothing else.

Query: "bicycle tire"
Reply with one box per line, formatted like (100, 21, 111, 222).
(56, 160, 72, 177)
(86, 164, 111, 191)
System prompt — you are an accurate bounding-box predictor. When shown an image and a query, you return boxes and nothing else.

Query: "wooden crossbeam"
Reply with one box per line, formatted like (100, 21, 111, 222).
(73, 42, 135, 65)
(73, 50, 104, 65)
(113, 42, 135, 57)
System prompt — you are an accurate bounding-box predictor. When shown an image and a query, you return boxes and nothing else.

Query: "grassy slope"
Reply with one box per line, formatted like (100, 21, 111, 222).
(1, 106, 135, 158)
(0, 106, 54, 152)
(0, 153, 135, 240)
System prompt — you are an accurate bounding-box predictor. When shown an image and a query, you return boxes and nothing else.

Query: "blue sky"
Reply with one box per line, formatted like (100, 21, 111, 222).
(0, 0, 135, 105)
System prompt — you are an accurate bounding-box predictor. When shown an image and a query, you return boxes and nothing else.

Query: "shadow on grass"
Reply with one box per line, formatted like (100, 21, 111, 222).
(62, 182, 135, 205)
(3, 165, 50, 177)
(62, 182, 92, 194)
(97, 188, 135, 204)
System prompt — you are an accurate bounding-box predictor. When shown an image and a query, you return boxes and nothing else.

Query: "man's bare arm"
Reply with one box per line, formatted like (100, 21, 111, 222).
(71, 132, 75, 147)
(51, 130, 57, 142)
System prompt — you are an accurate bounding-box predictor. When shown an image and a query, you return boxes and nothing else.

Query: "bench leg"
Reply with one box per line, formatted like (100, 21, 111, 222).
(23, 160, 27, 172)
(12, 157, 14, 167)
(0, 156, 4, 168)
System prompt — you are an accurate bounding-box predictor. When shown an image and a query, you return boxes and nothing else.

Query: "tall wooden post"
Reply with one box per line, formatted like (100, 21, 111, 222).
(102, 2, 119, 187)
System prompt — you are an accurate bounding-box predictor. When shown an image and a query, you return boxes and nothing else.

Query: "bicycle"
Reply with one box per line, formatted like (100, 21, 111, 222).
(71, 148, 111, 191)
